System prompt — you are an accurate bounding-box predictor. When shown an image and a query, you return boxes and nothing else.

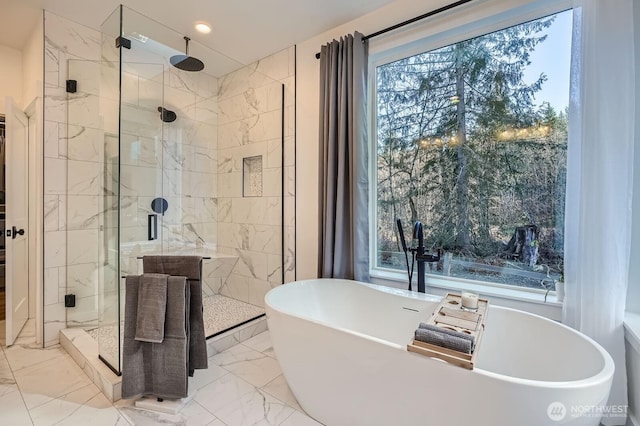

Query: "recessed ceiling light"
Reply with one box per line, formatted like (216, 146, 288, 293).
(195, 22, 211, 34)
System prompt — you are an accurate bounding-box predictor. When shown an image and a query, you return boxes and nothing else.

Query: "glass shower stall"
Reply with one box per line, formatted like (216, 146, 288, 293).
(65, 5, 285, 374)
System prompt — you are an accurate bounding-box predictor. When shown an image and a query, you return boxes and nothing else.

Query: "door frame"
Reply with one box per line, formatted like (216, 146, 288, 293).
(24, 98, 43, 347)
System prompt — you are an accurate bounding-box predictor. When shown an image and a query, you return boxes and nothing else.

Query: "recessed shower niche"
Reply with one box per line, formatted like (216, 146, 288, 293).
(243, 155, 263, 197)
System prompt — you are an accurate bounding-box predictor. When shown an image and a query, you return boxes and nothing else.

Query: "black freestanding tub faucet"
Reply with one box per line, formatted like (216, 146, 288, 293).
(396, 219, 440, 293)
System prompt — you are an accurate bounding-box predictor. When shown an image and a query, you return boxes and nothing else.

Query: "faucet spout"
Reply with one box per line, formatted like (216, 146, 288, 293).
(411, 220, 440, 293)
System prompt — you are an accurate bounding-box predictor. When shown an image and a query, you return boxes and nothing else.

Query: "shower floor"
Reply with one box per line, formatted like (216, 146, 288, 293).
(87, 295, 265, 356)
(202, 295, 265, 336)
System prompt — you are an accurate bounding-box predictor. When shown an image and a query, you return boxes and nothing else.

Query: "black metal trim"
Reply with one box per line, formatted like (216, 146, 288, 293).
(98, 355, 123, 377)
(66, 80, 77, 93)
(115, 36, 131, 50)
(147, 214, 157, 240)
(135, 256, 212, 260)
(205, 313, 266, 340)
(293, 45, 297, 281)
(315, 0, 474, 59)
(281, 83, 285, 285)
(116, 3, 124, 375)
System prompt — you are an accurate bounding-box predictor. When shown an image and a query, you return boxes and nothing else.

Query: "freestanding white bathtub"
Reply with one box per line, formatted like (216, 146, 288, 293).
(265, 279, 614, 426)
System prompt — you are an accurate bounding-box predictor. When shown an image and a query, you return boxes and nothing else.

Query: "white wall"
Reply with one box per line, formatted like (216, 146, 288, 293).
(295, 0, 562, 279)
(0, 44, 23, 114)
(22, 16, 43, 109)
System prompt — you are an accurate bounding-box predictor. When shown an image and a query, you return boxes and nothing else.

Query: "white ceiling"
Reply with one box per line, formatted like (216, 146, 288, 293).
(1, 0, 395, 66)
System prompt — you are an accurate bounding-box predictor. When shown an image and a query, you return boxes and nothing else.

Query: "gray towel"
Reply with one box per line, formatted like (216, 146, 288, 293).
(142, 256, 201, 279)
(135, 273, 168, 343)
(122, 275, 190, 400)
(419, 322, 475, 349)
(142, 256, 208, 374)
(415, 327, 473, 354)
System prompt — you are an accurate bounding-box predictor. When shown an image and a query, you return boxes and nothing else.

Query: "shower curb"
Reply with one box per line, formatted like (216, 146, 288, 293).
(59, 315, 269, 402)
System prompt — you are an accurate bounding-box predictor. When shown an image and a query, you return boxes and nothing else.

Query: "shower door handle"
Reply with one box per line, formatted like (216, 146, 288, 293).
(148, 214, 157, 241)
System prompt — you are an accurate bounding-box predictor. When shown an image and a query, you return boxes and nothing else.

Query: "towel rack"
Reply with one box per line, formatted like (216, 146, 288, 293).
(122, 256, 211, 279)
(136, 256, 212, 260)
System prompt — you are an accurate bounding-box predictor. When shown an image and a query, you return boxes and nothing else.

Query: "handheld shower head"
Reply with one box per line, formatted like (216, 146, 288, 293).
(396, 218, 408, 253)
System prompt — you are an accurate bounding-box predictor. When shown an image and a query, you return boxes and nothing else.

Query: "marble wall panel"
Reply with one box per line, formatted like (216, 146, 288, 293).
(216, 45, 296, 303)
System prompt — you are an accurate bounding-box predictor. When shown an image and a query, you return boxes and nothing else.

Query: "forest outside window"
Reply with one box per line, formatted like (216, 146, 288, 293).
(373, 9, 572, 291)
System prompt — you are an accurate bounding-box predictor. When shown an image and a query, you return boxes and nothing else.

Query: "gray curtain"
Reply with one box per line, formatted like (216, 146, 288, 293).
(318, 32, 369, 281)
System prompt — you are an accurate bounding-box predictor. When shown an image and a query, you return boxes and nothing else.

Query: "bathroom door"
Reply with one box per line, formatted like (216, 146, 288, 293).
(4, 97, 29, 346)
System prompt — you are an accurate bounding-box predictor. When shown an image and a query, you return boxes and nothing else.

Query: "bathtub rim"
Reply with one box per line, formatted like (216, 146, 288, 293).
(265, 278, 615, 390)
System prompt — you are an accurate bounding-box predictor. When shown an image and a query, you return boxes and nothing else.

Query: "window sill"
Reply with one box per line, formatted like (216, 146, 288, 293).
(370, 268, 563, 320)
(624, 312, 640, 354)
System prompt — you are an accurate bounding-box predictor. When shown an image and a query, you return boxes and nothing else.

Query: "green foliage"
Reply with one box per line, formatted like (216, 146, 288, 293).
(377, 13, 567, 277)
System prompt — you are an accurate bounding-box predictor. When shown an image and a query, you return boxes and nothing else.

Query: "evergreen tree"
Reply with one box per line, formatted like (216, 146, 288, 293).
(376, 13, 568, 280)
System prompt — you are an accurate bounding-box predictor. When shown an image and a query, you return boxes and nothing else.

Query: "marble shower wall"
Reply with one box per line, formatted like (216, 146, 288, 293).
(42, 9, 296, 346)
(116, 59, 220, 276)
(44, 11, 104, 346)
(43, 10, 222, 345)
(216, 47, 296, 307)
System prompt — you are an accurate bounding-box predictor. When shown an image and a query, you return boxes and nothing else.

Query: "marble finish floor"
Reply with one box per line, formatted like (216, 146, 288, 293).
(1, 322, 322, 425)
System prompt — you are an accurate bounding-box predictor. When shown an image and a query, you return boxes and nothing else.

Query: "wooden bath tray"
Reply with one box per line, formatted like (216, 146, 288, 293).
(407, 293, 489, 370)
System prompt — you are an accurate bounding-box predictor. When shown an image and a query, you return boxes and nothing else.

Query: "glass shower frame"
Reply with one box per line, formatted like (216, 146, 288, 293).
(65, 5, 286, 375)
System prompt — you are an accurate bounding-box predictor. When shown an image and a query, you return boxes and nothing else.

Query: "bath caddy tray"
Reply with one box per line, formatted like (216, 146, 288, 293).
(407, 293, 489, 370)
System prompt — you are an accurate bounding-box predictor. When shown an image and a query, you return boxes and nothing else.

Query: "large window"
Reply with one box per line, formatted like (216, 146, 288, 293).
(373, 10, 572, 290)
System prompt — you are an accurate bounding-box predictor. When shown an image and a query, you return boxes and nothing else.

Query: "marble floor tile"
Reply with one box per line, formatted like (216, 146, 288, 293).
(242, 330, 275, 357)
(189, 363, 229, 392)
(281, 410, 324, 426)
(193, 373, 256, 415)
(29, 382, 129, 426)
(0, 383, 33, 426)
(56, 391, 131, 426)
(13, 349, 93, 410)
(210, 343, 282, 388)
(213, 388, 296, 426)
(3, 344, 68, 374)
(0, 313, 325, 426)
(261, 374, 302, 412)
(116, 398, 217, 426)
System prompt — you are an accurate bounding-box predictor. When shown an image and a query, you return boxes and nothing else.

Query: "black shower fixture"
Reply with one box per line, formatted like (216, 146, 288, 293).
(170, 36, 205, 72)
(158, 106, 177, 123)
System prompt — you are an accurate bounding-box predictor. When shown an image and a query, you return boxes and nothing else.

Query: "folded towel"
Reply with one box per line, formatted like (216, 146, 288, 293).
(135, 273, 169, 343)
(419, 322, 475, 349)
(142, 256, 202, 279)
(415, 327, 473, 354)
(122, 275, 190, 400)
(142, 255, 208, 373)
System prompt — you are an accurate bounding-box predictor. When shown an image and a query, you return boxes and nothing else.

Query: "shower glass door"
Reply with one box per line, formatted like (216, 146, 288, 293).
(93, 4, 287, 374)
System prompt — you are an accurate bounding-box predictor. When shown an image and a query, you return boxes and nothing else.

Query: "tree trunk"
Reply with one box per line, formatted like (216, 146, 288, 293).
(505, 225, 539, 267)
(454, 44, 471, 250)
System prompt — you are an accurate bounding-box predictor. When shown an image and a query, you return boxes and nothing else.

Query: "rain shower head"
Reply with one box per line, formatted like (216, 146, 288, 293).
(170, 36, 204, 72)
(158, 106, 177, 123)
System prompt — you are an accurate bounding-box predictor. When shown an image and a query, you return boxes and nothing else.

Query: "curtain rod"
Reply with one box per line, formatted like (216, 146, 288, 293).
(315, 0, 474, 59)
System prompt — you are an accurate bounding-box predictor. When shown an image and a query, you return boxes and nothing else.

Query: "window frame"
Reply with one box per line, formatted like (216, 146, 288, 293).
(367, 0, 573, 297)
